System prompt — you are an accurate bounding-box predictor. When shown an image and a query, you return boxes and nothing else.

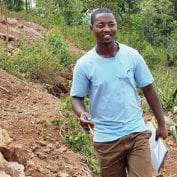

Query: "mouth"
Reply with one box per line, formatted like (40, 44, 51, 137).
(103, 34, 112, 40)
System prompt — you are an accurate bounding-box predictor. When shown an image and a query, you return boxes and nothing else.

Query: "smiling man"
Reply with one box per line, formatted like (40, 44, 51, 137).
(70, 8, 168, 177)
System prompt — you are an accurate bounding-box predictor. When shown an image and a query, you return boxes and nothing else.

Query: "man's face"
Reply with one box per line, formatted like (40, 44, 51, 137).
(91, 13, 117, 44)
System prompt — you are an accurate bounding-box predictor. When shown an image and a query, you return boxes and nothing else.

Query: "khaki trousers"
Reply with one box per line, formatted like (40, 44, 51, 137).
(93, 131, 152, 177)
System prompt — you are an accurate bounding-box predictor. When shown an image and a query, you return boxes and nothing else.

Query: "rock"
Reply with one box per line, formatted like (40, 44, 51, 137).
(18, 24, 24, 29)
(0, 171, 11, 177)
(57, 172, 69, 177)
(0, 152, 26, 177)
(173, 106, 177, 114)
(58, 146, 67, 153)
(0, 33, 15, 42)
(0, 128, 12, 146)
(7, 18, 18, 25)
(0, 152, 7, 169)
(0, 145, 31, 165)
(25, 161, 44, 177)
(6, 162, 26, 177)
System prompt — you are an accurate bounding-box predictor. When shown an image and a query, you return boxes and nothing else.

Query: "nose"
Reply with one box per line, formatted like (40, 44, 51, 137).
(103, 25, 111, 32)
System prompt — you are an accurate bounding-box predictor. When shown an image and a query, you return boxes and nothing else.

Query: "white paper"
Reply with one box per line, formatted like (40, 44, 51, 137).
(147, 121, 168, 173)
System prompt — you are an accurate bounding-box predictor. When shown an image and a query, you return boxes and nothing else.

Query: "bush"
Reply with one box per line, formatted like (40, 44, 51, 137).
(61, 25, 95, 51)
(153, 67, 177, 111)
(4, 0, 24, 12)
(118, 28, 148, 52)
(141, 45, 163, 68)
(140, 0, 176, 47)
(0, 28, 74, 81)
(117, 28, 165, 68)
(166, 29, 177, 66)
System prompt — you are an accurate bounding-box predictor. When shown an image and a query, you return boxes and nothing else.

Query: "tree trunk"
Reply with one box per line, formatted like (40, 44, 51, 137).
(4, 4, 8, 42)
(25, 0, 28, 13)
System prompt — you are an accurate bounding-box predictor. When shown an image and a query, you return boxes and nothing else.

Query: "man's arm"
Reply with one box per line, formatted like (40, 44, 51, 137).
(142, 84, 168, 139)
(71, 96, 86, 117)
(71, 96, 95, 131)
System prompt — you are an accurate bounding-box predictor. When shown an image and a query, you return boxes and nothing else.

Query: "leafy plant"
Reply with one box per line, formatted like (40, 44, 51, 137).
(140, 0, 176, 47)
(61, 25, 95, 51)
(156, 70, 177, 111)
(51, 117, 63, 126)
(2, 0, 24, 11)
(166, 29, 177, 66)
(0, 28, 74, 81)
(142, 45, 163, 68)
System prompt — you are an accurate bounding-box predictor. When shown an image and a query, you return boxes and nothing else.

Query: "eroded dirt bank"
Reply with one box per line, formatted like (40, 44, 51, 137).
(0, 69, 95, 177)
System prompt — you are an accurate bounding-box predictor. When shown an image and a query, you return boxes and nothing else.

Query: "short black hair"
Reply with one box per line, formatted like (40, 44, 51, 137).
(90, 8, 115, 25)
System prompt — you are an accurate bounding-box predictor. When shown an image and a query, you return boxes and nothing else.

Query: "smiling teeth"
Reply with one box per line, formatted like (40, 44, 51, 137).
(104, 34, 111, 39)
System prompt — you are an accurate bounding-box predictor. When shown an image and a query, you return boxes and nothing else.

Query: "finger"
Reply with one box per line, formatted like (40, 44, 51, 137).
(88, 121, 95, 128)
(80, 117, 94, 126)
(80, 120, 89, 126)
(80, 121, 91, 130)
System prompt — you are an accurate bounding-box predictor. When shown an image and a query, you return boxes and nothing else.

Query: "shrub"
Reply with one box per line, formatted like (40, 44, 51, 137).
(0, 28, 74, 81)
(61, 25, 95, 51)
(140, 0, 176, 47)
(141, 45, 163, 68)
(166, 29, 177, 66)
(153, 67, 177, 111)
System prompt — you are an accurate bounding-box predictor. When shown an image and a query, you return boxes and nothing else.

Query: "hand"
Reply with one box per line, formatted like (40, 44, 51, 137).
(156, 126, 168, 140)
(80, 112, 95, 131)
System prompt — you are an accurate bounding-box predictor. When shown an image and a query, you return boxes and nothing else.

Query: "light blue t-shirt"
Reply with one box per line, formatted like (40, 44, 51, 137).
(70, 43, 154, 142)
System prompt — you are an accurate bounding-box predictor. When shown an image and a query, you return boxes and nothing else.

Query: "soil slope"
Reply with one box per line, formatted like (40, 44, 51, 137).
(0, 69, 94, 177)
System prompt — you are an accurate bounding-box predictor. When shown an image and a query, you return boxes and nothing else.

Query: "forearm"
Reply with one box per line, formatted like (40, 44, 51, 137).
(71, 96, 86, 117)
(142, 84, 165, 128)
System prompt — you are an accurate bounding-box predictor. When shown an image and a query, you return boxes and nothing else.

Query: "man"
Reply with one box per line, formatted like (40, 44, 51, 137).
(70, 8, 168, 177)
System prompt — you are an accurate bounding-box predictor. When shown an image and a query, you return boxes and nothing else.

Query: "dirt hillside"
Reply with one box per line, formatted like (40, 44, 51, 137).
(0, 69, 94, 177)
(0, 17, 45, 42)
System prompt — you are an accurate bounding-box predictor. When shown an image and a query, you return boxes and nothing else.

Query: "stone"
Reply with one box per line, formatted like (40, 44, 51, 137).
(0, 128, 12, 146)
(0, 171, 11, 177)
(6, 162, 26, 177)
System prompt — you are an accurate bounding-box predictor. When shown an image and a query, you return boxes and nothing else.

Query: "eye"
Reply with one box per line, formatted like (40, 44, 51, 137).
(96, 24, 104, 28)
(109, 23, 115, 27)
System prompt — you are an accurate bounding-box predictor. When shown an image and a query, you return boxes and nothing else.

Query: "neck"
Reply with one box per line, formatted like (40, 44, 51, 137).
(96, 41, 119, 58)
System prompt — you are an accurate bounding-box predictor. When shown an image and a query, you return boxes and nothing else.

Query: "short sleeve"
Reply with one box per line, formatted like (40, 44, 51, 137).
(134, 51, 154, 88)
(70, 61, 89, 97)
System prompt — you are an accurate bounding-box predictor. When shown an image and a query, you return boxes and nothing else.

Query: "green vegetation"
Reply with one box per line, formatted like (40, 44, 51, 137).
(1, 0, 24, 11)
(153, 67, 177, 112)
(52, 96, 100, 175)
(0, 28, 74, 82)
(0, 0, 177, 175)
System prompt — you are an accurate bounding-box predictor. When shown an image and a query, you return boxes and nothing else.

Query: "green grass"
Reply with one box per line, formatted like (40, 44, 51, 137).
(152, 66, 177, 112)
(52, 95, 100, 176)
